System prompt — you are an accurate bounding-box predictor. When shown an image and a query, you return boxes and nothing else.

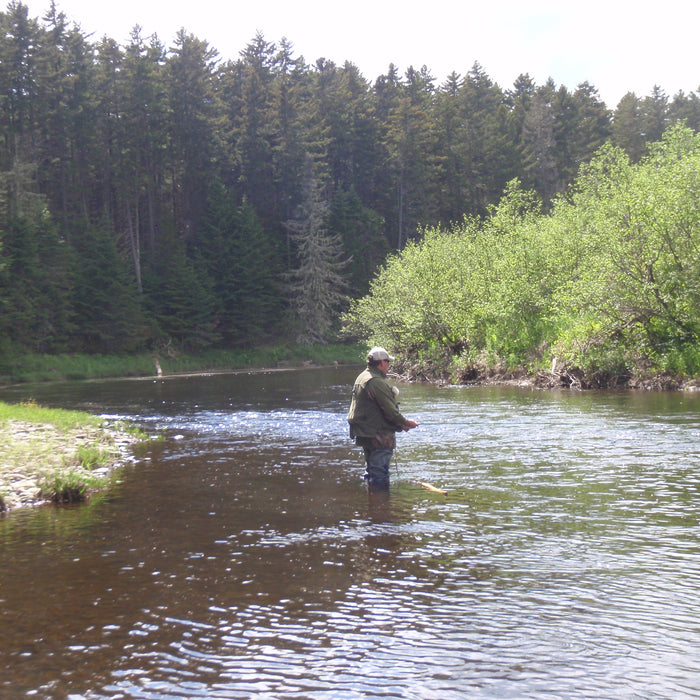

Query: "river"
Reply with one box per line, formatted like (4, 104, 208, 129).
(1, 367, 700, 699)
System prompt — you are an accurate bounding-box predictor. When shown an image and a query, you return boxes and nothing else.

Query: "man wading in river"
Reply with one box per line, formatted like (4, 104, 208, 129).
(347, 347, 419, 489)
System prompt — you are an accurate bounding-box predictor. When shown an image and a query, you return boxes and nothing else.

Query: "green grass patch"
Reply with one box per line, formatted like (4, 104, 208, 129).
(37, 468, 101, 504)
(0, 398, 104, 431)
(0, 400, 144, 510)
(0, 343, 365, 384)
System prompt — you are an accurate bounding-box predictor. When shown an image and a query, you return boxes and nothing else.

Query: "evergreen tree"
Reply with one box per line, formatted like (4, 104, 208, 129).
(640, 86, 670, 144)
(285, 156, 350, 343)
(168, 30, 223, 239)
(457, 63, 518, 215)
(195, 184, 284, 345)
(520, 91, 558, 201)
(224, 32, 277, 225)
(142, 229, 219, 349)
(118, 28, 170, 270)
(612, 92, 646, 161)
(0, 211, 73, 353)
(669, 89, 700, 132)
(381, 65, 440, 248)
(70, 219, 146, 353)
(329, 185, 387, 296)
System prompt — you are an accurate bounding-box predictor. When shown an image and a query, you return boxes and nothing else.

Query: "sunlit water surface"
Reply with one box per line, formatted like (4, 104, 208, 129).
(1, 368, 700, 698)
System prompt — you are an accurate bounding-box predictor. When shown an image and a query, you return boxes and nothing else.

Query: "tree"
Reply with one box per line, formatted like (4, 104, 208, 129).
(612, 92, 646, 162)
(117, 28, 170, 275)
(142, 229, 219, 349)
(456, 63, 518, 216)
(380, 65, 440, 248)
(70, 218, 147, 353)
(639, 85, 669, 144)
(520, 91, 558, 201)
(329, 185, 387, 296)
(167, 30, 222, 239)
(195, 184, 284, 345)
(285, 156, 350, 343)
(223, 32, 277, 225)
(562, 82, 611, 183)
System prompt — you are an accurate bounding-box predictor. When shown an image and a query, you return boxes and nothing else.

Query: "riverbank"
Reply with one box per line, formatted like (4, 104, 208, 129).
(0, 401, 144, 513)
(395, 356, 700, 392)
(0, 343, 365, 385)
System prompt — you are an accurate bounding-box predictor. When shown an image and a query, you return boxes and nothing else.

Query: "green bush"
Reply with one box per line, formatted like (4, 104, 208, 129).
(343, 125, 700, 386)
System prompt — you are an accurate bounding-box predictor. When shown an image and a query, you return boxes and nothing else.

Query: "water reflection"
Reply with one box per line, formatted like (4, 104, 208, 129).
(2, 370, 700, 698)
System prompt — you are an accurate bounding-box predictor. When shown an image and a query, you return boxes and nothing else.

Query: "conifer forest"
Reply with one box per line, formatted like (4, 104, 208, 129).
(1, 2, 699, 382)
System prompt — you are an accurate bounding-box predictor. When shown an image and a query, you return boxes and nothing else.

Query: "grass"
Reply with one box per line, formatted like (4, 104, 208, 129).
(37, 467, 101, 504)
(0, 342, 366, 384)
(0, 398, 105, 430)
(0, 399, 143, 511)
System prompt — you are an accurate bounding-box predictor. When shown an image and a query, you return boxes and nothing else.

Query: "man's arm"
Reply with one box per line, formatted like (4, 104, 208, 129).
(369, 378, 419, 430)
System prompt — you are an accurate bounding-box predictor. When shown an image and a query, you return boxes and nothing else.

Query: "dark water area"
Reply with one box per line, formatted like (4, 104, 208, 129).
(1, 368, 700, 699)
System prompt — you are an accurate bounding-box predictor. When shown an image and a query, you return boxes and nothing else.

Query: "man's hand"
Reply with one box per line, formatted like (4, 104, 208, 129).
(403, 419, 419, 431)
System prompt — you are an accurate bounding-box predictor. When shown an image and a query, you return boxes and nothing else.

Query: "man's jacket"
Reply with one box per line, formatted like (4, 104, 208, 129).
(347, 366, 408, 442)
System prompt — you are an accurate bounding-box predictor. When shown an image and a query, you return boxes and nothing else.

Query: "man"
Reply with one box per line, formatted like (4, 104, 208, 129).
(347, 347, 419, 489)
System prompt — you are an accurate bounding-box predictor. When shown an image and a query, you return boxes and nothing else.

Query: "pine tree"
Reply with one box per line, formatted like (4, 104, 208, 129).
(195, 184, 284, 345)
(168, 30, 223, 239)
(285, 157, 350, 344)
(612, 92, 646, 162)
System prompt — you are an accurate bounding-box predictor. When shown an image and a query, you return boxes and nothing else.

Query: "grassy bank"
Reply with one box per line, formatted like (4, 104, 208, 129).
(0, 343, 366, 385)
(0, 400, 144, 512)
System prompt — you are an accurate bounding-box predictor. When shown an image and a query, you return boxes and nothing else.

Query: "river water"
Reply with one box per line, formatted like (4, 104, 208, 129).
(1, 367, 700, 699)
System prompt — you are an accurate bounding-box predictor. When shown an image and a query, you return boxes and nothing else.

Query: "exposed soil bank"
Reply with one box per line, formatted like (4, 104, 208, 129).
(399, 363, 700, 392)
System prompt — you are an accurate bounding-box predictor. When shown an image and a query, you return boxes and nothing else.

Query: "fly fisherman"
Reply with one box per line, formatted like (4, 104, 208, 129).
(347, 347, 419, 489)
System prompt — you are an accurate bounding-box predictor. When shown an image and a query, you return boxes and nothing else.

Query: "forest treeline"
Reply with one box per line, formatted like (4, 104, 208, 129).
(343, 126, 700, 389)
(1, 1, 699, 364)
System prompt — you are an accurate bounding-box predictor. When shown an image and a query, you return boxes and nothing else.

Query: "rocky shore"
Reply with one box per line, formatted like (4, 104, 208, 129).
(0, 419, 141, 512)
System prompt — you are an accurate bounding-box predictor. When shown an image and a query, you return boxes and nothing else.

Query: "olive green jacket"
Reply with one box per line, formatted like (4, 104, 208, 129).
(347, 366, 408, 443)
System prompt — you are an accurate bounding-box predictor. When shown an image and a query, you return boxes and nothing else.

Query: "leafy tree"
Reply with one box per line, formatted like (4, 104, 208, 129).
(343, 125, 700, 384)
(2, 4, 699, 369)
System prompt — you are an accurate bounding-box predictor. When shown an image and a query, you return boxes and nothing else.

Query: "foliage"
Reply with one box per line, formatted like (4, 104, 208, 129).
(343, 125, 700, 386)
(0, 3, 698, 368)
(37, 467, 99, 503)
(0, 343, 365, 383)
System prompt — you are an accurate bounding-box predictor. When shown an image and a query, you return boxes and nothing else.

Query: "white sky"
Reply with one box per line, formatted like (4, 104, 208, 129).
(22, 0, 700, 108)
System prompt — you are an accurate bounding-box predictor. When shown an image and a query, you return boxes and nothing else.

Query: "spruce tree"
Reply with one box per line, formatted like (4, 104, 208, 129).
(285, 156, 350, 344)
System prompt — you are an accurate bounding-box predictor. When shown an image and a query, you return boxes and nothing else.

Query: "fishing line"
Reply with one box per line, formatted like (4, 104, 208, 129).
(393, 446, 448, 496)
(392, 446, 402, 477)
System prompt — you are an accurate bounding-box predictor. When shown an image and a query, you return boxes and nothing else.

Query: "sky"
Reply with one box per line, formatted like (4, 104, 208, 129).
(21, 0, 700, 108)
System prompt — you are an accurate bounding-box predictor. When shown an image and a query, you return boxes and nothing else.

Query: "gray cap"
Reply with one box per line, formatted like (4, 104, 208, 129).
(367, 346, 395, 362)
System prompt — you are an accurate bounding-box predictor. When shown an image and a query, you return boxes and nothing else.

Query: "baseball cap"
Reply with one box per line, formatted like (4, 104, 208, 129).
(367, 346, 395, 362)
